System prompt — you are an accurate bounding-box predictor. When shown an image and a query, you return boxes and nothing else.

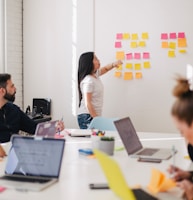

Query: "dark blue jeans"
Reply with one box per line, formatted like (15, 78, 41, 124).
(77, 114, 93, 129)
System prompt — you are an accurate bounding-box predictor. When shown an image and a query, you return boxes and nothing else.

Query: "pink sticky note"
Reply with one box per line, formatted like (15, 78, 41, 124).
(126, 53, 133, 60)
(0, 186, 6, 192)
(178, 32, 185, 38)
(143, 52, 150, 59)
(134, 53, 141, 59)
(161, 33, 168, 40)
(170, 33, 177, 39)
(116, 33, 123, 40)
(115, 41, 122, 48)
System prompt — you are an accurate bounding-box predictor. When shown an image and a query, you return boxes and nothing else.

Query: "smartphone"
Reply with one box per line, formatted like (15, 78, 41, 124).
(89, 183, 109, 189)
(138, 157, 162, 163)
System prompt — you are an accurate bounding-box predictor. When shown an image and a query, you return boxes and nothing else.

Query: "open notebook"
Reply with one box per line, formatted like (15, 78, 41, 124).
(0, 135, 65, 191)
(114, 117, 175, 160)
(94, 149, 158, 200)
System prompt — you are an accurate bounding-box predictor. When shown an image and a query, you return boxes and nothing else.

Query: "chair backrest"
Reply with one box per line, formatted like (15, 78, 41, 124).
(88, 116, 118, 131)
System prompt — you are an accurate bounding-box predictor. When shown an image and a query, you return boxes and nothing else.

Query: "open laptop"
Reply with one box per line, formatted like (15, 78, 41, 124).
(35, 120, 63, 138)
(94, 149, 158, 200)
(114, 117, 174, 160)
(0, 135, 65, 191)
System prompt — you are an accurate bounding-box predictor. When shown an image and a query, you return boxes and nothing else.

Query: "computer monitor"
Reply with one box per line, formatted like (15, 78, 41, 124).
(33, 98, 51, 115)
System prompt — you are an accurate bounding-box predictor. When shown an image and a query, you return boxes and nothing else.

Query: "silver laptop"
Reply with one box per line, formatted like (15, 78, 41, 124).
(0, 135, 65, 191)
(114, 117, 174, 160)
(35, 120, 58, 137)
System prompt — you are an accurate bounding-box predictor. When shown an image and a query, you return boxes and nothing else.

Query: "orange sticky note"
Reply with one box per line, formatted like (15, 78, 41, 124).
(114, 71, 122, 78)
(135, 72, 142, 79)
(162, 41, 168, 48)
(178, 38, 187, 47)
(124, 72, 133, 80)
(116, 51, 125, 60)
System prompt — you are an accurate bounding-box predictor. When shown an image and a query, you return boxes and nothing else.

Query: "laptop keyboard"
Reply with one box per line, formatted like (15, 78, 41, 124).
(133, 189, 158, 200)
(1, 176, 50, 183)
(136, 148, 159, 156)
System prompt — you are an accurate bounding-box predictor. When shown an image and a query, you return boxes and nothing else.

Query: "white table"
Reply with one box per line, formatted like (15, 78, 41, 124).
(0, 130, 190, 200)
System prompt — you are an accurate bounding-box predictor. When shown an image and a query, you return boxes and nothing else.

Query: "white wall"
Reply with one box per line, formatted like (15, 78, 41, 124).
(23, 0, 193, 132)
(4, 0, 23, 108)
(94, 0, 193, 133)
(23, 0, 94, 128)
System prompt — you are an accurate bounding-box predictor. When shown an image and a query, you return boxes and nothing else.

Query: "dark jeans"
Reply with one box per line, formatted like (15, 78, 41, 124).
(77, 114, 93, 129)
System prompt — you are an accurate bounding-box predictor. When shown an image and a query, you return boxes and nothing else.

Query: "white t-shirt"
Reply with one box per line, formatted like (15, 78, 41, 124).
(78, 73, 104, 116)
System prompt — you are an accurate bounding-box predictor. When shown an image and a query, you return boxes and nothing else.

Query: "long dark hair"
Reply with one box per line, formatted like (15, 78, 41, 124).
(78, 52, 94, 107)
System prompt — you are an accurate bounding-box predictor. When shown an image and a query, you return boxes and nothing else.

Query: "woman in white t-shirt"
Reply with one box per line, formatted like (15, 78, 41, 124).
(77, 52, 122, 129)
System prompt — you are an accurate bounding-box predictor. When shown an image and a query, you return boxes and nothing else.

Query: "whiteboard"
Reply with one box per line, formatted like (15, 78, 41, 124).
(94, 0, 193, 132)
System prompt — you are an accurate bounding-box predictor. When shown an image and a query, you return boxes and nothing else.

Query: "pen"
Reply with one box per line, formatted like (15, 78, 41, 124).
(171, 145, 176, 175)
(58, 117, 64, 135)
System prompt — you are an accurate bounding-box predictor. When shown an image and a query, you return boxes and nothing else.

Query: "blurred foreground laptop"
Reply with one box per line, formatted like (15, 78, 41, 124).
(35, 120, 62, 138)
(114, 117, 174, 160)
(94, 149, 158, 200)
(0, 135, 65, 191)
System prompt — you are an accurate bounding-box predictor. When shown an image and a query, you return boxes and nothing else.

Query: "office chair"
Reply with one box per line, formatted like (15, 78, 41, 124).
(88, 116, 118, 131)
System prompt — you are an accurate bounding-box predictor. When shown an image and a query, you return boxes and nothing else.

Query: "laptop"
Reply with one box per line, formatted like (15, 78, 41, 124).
(0, 135, 65, 191)
(94, 149, 158, 200)
(114, 117, 174, 160)
(35, 120, 62, 138)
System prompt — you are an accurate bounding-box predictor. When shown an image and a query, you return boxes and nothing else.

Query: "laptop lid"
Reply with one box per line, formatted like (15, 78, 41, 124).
(94, 149, 158, 200)
(5, 135, 65, 179)
(35, 120, 58, 137)
(114, 117, 143, 154)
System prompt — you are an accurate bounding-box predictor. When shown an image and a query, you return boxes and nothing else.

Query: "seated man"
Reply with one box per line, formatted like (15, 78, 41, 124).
(0, 73, 64, 147)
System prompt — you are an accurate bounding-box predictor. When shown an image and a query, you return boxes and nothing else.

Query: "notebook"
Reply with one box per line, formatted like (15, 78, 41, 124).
(35, 120, 62, 138)
(94, 149, 158, 200)
(114, 117, 174, 160)
(0, 135, 65, 191)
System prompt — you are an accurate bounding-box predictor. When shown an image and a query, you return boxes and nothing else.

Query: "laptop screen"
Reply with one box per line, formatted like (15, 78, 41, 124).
(114, 117, 143, 154)
(5, 136, 65, 178)
(35, 120, 58, 137)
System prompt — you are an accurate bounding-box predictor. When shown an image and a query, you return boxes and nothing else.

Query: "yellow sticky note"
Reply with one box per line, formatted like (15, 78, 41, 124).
(114, 71, 122, 78)
(135, 72, 142, 79)
(141, 32, 149, 39)
(144, 62, 150, 69)
(125, 63, 133, 69)
(130, 42, 137, 48)
(123, 33, 130, 39)
(124, 72, 133, 80)
(134, 63, 141, 70)
(131, 33, 138, 40)
(162, 41, 168, 48)
(168, 50, 175, 57)
(179, 49, 186, 53)
(116, 65, 123, 70)
(169, 42, 176, 49)
(178, 38, 187, 47)
(138, 41, 146, 47)
(116, 51, 125, 60)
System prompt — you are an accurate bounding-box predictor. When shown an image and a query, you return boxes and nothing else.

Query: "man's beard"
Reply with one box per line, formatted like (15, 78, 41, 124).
(4, 91, 16, 102)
